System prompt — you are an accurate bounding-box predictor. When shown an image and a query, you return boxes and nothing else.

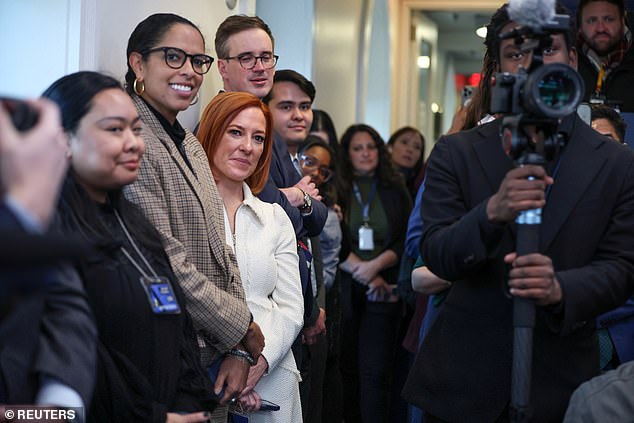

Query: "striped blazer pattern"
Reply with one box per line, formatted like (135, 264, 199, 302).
(124, 94, 250, 365)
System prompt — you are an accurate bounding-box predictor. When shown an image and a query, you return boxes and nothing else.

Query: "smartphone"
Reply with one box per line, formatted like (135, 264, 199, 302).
(259, 400, 280, 411)
(0, 97, 39, 132)
(462, 86, 474, 107)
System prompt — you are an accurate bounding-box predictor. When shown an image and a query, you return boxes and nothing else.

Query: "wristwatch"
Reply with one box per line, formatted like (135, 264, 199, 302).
(298, 189, 312, 214)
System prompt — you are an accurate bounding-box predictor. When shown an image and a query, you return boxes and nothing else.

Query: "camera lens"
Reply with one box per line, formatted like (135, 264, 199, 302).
(524, 63, 584, 118)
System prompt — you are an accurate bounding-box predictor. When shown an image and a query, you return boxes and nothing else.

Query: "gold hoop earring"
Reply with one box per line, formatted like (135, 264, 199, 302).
(190, 93, 199, 106)
(133, 78, 145, 96)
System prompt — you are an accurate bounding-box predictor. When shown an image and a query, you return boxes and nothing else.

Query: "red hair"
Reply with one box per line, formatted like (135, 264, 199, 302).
(197, 92, 273, 194)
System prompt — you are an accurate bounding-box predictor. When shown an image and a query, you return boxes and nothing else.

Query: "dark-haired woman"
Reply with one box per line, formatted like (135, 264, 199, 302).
(337, 124, 412, 423)
(121, 14, 264, 423)
(43, 71, 215, 423)
(387, 126, 425, 200)
(310, 109, 340, 156)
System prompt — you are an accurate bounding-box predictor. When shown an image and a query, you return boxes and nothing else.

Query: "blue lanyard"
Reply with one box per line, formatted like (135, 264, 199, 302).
(352, 180, 377, 223)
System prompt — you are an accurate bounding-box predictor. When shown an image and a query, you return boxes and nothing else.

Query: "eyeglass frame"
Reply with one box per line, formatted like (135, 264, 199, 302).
(141, 46, 214, 75)
(222, 53, 279, 70)
(299, 153, 334, 183)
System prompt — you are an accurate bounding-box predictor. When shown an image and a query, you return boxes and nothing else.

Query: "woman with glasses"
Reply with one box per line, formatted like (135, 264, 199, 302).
(197, 91, 304, 423)
(122, 14, 265, 423)
(337, 124, 412, 423)
(43, 71, 216, 423)
(298, 136, 345, 423)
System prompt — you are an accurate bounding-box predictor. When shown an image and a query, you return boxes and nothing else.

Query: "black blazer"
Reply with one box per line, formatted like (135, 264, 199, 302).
(258, 135, 328, 325)
(0, 203, 96, 406)
(402, 115, 634, 422)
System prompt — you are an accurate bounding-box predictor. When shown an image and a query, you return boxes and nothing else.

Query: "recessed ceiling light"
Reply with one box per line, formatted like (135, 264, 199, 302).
(476, 25, 487, 38)
(417, 55, 431, 69)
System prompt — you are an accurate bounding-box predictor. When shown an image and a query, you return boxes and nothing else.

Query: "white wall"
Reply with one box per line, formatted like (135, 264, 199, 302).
(1, 0, 391, 137)
(256, 0, 314, 79)
(312, 0, 364, 138)
(0, 0, 81, 97)
(89, 0, 256, 129)
(362, 0, 391, 140)
(0, 0, 255, 129)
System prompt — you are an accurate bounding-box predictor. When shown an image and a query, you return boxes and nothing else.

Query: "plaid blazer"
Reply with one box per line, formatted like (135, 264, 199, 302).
(124, 95, 250, 365)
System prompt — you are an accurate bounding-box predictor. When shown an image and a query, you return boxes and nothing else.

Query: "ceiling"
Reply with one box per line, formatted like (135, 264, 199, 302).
(423, 10, 494, 74)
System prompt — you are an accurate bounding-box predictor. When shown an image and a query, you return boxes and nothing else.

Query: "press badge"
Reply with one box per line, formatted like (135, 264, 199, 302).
(358, 224, 375, 251)
(139, 276, 181, 314)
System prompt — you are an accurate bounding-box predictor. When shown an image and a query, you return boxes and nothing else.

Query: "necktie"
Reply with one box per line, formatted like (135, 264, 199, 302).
(292, 157, 302, 177)
(598, 328, 615, 370)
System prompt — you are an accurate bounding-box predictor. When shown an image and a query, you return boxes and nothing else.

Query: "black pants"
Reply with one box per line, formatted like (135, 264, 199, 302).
(341, 277, 401, 423)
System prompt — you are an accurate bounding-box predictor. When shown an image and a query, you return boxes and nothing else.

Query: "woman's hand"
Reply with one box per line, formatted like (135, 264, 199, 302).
(351, 260, 379, 285)
(237, 389, 262, 413)
(242, 355, 268, 396)
(366, 276, 398, 303)
(214, 356, 249, 405)
(166, 411, 210, 423)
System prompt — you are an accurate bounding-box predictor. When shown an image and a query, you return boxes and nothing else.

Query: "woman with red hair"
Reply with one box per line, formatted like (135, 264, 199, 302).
(198, 92, 304, 423)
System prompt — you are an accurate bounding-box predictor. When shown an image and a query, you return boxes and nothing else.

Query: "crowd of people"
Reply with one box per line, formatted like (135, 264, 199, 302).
(2, 1, 634, 422)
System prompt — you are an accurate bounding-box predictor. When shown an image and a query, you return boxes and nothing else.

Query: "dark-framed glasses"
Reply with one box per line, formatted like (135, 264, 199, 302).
(142, 47, 214, 75)
(223, 53, 279, 70)
(300, 154, 334, 183)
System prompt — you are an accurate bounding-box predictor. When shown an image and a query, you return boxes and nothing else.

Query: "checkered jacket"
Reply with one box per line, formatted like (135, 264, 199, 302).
(125, 94, 250, 365)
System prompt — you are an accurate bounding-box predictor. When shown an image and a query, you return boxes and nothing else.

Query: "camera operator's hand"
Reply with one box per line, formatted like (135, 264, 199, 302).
(0, 99, 68, 228)
(505, 252, 562, 306)
(486, 165, 553, 224)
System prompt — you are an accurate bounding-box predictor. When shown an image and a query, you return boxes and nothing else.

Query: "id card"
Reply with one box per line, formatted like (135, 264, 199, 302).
(139, 276, 181, 314)
(228, 411, 249, 423)
(358, 225, 374, 251)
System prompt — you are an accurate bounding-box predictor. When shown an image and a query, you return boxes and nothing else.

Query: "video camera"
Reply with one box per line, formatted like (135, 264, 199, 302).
(1, 97, 39, 132)
(490, 14, 584, 164)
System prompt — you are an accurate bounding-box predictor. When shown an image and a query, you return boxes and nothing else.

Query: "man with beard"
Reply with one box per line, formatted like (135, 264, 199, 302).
(577, 0, 634, 112)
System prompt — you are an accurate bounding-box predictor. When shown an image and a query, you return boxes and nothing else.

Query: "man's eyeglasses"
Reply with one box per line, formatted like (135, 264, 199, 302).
(300, 154, 334, 183)
(142, 47, 214, 75)
(223, 53, 279, 70)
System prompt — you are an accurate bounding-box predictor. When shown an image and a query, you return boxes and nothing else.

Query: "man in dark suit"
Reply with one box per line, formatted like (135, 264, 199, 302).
(0, 98, 96, 409)
(260, 70, 328, 337)
(259, 70, 328, 413)
(402, 4, 634, 422)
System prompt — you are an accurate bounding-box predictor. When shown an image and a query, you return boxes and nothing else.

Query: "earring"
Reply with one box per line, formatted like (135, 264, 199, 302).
(133, 78, 145, 96)
(190, 93, 199, 106)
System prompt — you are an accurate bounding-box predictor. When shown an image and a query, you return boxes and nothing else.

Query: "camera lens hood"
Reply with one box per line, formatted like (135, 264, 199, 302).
(523, 63, 584, 118)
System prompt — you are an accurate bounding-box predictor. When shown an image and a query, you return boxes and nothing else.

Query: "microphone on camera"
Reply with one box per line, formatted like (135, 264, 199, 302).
(508, 0, 556, 32)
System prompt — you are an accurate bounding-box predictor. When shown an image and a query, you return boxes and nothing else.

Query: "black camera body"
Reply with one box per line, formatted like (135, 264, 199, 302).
(491, 62, 584, 120)
(490, 14, 584, 164)
(1, 97, 39, 132)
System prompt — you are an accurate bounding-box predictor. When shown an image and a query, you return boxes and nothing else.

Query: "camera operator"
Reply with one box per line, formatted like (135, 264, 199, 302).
(402, 3, 634, 422)
(0, 98, 96, 410)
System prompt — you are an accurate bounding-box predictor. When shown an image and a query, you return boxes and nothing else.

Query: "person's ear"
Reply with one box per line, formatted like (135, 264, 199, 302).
(568, 46, 578, 70)
(128, 52, 145, 80)
(217, 59, 229, 80)
(66, 132, 77, 159)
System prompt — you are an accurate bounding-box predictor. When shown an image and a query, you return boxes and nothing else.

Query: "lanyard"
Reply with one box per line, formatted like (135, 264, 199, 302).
(595, 64, 605, 95)
(352, 180, 377, 223)
(114, 209, 159, 279)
